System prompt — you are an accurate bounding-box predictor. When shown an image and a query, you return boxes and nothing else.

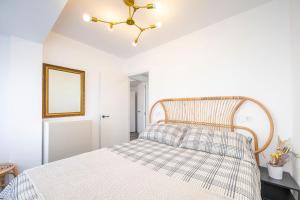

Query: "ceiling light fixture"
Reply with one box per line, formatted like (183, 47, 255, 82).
(83, 0, 162, 46)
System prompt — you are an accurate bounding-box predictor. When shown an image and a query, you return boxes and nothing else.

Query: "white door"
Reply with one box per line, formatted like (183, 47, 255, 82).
(100, 70, 129, 147)
(130, 91, 136, 132)
(137, 83, 146, 133)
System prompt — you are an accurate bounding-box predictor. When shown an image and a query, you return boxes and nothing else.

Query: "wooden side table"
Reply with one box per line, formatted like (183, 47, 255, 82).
(0, 164, 18, 190)
(260, 166, 300, 200)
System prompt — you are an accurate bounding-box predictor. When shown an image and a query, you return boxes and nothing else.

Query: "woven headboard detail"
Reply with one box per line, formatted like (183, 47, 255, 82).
(149, 96, 274, 164)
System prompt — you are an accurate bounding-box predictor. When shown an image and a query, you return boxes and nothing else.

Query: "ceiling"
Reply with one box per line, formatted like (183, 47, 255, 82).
(0, 0, 272, 57)
(0, 0, 68, 42)
(53, 0, 272, 58)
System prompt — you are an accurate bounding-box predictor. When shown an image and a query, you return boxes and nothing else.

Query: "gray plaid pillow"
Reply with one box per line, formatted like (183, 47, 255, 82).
(139, 124, 188, 146)
(180, 128, 254, 161)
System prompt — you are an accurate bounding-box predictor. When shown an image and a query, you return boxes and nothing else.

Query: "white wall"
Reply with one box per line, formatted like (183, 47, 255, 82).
(290, 0, 300, 183)
(0, 34, 11, 163)
(0, 32, 129, 170)
(0, 36, 43, 170)
(43, 32, 129, 149)
(125, 0, 293, 167)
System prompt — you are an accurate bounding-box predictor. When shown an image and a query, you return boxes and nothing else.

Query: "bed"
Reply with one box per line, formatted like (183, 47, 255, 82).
(0, 96, 274, 200)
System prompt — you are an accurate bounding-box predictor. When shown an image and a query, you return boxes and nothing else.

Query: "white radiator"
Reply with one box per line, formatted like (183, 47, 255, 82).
(43, 120, 93, 164)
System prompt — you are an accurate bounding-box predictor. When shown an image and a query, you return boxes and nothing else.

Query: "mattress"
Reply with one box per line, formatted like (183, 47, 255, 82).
(0, 139, 261, 200)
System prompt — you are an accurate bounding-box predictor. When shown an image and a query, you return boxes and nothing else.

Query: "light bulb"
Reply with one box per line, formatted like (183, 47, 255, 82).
(82, 13, 91, 22)
(155, 22, 162, 29)
(153, 2, 161, 11)
(132, 41, 138, 47)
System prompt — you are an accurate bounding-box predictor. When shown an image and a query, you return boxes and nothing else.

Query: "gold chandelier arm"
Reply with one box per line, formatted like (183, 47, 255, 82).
(142, 24, 157, 31)
(128, 6, 132, 17)
(133, 23, 156, 43)
(133, 3, 154, 10)
(134, 23, 144, 31)
(131, 8, 138, 18)
(112, 21, 127, 25)
(134, 29, 144, 43)
(94, 18, 126, 26)
(95, 19, 112, 24)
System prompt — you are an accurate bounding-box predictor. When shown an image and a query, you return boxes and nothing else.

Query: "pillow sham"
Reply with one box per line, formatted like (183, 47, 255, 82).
(179, 128, 254, 161)
(139, 124, 188, 147)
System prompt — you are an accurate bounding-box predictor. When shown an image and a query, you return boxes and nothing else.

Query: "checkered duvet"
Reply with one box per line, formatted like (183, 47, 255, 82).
(0, 173, 40, 200)
(0, 139, 261, 200)
(112, 139, 261, 200)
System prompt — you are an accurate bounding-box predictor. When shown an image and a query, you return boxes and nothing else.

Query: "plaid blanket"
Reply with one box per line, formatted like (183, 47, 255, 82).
(0, 173, 40, 200)
(0, 139, 261, 200)
(111, 139, 261, 200)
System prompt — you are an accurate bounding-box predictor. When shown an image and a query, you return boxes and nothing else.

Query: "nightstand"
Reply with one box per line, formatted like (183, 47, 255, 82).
(260, 166, 300, 200)
(0, 164, 18, 190)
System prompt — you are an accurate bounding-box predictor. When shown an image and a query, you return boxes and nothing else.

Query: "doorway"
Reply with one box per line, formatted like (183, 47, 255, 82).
(129, 73, 149, 140)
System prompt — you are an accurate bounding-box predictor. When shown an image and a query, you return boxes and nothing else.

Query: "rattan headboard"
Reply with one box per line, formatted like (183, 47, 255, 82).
(149, 96, 274, 164)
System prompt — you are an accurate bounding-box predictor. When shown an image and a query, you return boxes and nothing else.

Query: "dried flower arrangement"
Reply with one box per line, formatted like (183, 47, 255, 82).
(269, 137, 300, 167)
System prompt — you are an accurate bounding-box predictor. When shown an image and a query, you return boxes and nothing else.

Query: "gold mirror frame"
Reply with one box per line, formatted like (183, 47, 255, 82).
(42, 63, 85, 118)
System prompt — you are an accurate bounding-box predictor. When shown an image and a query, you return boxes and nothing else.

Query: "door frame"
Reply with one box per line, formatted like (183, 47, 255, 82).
(128, 72, 149, 137)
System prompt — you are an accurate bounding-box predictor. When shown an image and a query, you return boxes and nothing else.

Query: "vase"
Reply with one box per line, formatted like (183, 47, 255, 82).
(267, 164, 283, 180)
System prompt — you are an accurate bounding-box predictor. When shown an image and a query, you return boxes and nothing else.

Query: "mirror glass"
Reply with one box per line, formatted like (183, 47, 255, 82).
(43, 64, 85, 118)
(49, 69, 81, 113)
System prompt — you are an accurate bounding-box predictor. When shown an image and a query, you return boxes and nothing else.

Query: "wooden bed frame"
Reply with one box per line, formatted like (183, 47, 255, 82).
(149, 96, 274, 164)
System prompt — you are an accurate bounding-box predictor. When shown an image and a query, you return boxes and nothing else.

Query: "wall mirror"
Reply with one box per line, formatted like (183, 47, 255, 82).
(43, 63, 85, 118)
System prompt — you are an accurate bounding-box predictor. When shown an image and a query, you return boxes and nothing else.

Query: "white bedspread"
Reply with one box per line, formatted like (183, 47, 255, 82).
(26, 148, 232, 200)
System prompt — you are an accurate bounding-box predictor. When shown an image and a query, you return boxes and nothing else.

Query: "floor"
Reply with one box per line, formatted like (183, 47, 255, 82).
(130, 132, 139, 140)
